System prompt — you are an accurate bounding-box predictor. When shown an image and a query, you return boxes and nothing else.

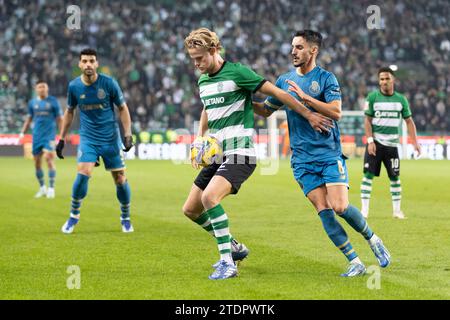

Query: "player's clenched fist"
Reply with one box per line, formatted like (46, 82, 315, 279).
(56, 139, 65, 159)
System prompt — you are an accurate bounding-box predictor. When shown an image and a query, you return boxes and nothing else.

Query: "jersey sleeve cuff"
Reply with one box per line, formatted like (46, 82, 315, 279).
(253, 79, 267, 93)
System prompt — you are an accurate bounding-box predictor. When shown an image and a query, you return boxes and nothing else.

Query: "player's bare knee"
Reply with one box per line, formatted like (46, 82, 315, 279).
(200, 192, 219, 209)
(113, 172, 127, 185)
(308, 198, 329, 213)
(45, 155, 55, 169)
(34, 156, 42, 169)
(332, 203, 348, 215)
(182, 204, 200, 220)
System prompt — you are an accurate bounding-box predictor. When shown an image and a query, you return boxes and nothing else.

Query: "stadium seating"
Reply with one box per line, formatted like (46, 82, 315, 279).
(0, 0, 448, 134)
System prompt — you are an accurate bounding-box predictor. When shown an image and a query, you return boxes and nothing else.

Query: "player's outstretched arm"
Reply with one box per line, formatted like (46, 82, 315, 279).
(56, 108, 75, 159)
(252, 102, 273, 118)
(257, 81, 333, 132)
(286, 80, 342, 121)
(405, 117, 421, 156)
(118, 103, 133, 152)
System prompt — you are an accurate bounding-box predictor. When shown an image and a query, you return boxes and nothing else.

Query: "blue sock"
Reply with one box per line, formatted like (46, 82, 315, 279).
(116, 181, 131, 220)
(338, 205, 374, 240)
(48, 169, 56, 188)
(319, 209, 358, 262)
(70, 173, 90, 218)
(36, 169, 44, 187)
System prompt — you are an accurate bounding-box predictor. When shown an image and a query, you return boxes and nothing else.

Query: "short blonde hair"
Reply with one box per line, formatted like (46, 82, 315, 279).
(184, 28, 221, 50)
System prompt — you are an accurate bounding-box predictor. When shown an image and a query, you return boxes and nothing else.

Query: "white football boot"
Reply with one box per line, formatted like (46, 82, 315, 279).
(46, 188, 55, 199)
(35, 186, 47, 198)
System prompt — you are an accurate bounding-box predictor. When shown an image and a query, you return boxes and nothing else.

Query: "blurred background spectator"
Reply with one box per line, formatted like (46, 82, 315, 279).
(0, 0, 448, 135)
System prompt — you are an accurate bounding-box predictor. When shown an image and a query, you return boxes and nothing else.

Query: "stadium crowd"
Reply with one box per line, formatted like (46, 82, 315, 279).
(1, 0, 449, 134)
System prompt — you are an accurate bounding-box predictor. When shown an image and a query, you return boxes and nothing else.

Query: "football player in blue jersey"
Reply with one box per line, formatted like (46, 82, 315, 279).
(254, 30, 391, 277)
(57, 48, 134, 234)
(19, 80, 63, 199)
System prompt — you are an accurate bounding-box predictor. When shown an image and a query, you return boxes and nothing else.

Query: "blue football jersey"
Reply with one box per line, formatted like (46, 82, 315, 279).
(265, 65, 343, 164)
(28, 95, 62, 142)
(67, 73, 125, 145)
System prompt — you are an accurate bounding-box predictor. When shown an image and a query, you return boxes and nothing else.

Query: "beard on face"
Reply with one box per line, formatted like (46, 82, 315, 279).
(83, 68, 94, 75)
(293, 60, 304, 68)
(292, 55, 304, 68)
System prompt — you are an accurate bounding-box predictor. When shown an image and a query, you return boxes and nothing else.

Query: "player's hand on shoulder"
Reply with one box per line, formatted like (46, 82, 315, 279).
(122, 136, 133, 152)
(56, 139, 65, 159)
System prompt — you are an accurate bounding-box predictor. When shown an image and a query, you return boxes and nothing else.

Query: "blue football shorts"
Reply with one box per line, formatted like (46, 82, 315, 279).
(32, 139, 56, 156)
(292, 156, 349, 196)
(77, 141, 125, 171)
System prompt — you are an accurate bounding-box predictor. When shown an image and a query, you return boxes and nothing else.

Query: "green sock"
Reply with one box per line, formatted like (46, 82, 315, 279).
(390, 177, 402, 212)
(194, 212, 215, 237)
(361, 172, 374, 214)
(194, 211, 235, 242)
(206, 204, 233, 264)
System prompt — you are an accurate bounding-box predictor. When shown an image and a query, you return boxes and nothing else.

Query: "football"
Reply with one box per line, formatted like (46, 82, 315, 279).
(190, 135, 223, 167)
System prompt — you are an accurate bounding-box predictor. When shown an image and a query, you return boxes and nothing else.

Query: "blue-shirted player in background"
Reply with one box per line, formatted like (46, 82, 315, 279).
(57, 48, 134, 234)
(254, 30, 391, 277)
(19, 80, 62, 199)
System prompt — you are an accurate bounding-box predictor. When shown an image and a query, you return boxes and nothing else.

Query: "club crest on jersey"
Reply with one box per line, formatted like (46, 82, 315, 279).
(217, 82, 224, 93)
(309, 81, 320, 94)
(97, 89, 106, 99)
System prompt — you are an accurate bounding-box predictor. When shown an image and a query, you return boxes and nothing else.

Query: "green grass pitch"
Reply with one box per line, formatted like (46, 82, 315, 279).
(0, 157, 449, 299)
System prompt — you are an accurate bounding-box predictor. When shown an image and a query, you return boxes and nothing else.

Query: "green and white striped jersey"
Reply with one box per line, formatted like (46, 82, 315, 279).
(364, 90, 412, 147)
(198, 61, 265, 157)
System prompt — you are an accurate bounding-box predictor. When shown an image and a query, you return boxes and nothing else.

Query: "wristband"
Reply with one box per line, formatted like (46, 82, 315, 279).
(367, 137, 374, 144)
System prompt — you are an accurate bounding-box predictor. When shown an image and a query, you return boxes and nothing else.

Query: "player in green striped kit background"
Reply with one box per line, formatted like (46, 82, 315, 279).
(361, 67, 421, 219)
(182, 27, 332, 280)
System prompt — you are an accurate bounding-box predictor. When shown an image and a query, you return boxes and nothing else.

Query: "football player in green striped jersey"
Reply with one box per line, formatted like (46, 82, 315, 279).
(182, 27, 332, 280)
(361, 67, 421, 219)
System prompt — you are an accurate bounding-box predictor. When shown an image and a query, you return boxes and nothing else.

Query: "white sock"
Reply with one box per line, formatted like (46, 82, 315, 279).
(393, 200, 401, 213)
(350, 257, 363, 265)
(361, 198, 370, 215)
(220, 252, 234, 265)
(368, 233, 379, 245)
(70, 213, 80, 220)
